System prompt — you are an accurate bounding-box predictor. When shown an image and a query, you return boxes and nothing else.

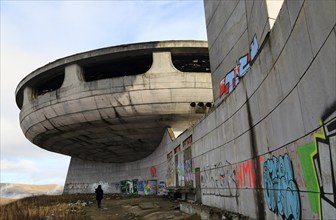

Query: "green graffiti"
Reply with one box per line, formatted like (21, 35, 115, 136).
(297, 143, 320, 215)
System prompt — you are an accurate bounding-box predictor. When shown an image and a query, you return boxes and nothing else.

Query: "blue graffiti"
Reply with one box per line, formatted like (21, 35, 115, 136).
(220, 35, 259, 96)
(263, 154, 300, 220)
(137, 181, 144, 192)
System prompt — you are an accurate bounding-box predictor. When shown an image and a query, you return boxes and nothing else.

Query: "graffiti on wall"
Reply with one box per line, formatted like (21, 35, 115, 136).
(177, 161, 184, 177)
(150, 166, 157, 177)
(201, 162, 238, 197)
(119, 180, 137, 194)
(167, 152, 175, 186)
(184, 159, 193, 184)
(64, 181, 120, 194)
(220, 35, 259, 96)
(263, 154, 301, 220)
(120, 180, 134, 194)
(184, 145, 193, 186)
(167, 159, 175, 186)
(201, 158, 265, 197)
(298, 116, 336, 220)
(199, 116, 335, 220)
(145, 180, 157, 195)
(158, 180, 168, 196)
(137, 180, 157, 195)
(236, 157, 263, 188)
(175, 146, 185, 186)
(132, 179, 138, 193)
(137, 180, 144, 192)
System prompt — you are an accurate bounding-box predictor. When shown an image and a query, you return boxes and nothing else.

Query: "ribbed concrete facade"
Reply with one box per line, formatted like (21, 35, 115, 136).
(201, 0, 335, 219)
(16, 41, 213, 163)
(16, 1, 335, 219)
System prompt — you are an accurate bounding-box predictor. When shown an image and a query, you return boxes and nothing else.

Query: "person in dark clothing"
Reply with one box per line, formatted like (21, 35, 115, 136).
(95, 185, 104, 208)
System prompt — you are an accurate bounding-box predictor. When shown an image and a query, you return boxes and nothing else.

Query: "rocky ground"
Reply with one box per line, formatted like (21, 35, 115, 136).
(0, 194, 197, 220)
(84, 196, 194, 220)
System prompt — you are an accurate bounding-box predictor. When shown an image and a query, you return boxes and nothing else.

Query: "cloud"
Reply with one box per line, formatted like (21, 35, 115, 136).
(1, 158, 70, 185)
(2, 1, 206, 54)
(1, 159, 38, 173)
(0, 0, 207, 185)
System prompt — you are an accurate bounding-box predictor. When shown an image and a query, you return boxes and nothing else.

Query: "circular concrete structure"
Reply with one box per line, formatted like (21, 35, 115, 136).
(16, 41, 213, 163)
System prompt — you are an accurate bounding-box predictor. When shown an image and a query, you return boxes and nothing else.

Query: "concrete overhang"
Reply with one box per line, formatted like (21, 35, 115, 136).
(16, 40, 213, 163)
(15, 40, 209, 109)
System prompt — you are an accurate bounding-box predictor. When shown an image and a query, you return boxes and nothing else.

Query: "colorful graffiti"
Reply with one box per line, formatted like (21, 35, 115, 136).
(177, 161, 184, 177)
(145, 180, 157, 195)
(298, 116, 336, 220)
(137, 180, 157, 195)
(220, 35, 259, 96)
(158, 181, 168, 196)
(167, 157, 175, 186)
(201, 158, 266, 197)
(184, 146, 193, 186)
(263, 154, 300, 220)
(184, 159, 193, 184)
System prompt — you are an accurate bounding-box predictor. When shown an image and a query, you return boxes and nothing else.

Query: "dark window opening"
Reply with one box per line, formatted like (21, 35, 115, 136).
(190, 102, 196, 107)
(206, 102, 212, 107)
(172, 54, 211, 72)
(83, 55, 152, 82)
(36, 73, 64, 96)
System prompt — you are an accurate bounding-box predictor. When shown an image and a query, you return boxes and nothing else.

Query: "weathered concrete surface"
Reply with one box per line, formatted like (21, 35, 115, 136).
(16, 41, 213, 163)
(16, 1, 335, 220)
(198, 0, 335, 219)
(63, 0, 335, 219)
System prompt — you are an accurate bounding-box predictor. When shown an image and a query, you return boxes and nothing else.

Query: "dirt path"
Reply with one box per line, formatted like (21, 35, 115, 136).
(85, 196, 192, 220)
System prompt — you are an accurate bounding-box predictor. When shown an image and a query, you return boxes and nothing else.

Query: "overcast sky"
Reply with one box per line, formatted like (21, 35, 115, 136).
(0, 1, 207, 185)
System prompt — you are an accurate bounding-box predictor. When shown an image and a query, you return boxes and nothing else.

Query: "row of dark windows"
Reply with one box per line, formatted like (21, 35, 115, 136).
(34, 54, 211, 97)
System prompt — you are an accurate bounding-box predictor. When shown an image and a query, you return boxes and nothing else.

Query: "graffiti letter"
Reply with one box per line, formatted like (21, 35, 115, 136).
(263, 154, 300, 220)
(238, 54, 250, 77)
(250, 35, 259, 61)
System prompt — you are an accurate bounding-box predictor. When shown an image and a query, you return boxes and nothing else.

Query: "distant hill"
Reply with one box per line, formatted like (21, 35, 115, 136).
(0, 183, 63, 205)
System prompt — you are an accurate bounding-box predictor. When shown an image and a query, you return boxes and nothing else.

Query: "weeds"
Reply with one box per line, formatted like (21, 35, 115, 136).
(0, 194, 94, 220)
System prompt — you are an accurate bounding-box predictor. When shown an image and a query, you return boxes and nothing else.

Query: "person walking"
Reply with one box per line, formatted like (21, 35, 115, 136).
(95, 185, 104, 208)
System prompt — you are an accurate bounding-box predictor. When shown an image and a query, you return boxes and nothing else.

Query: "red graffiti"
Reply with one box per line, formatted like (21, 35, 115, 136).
(235, 157, 263, 188)
(236, 160, 255, 188)
(150, 166, 157, 177)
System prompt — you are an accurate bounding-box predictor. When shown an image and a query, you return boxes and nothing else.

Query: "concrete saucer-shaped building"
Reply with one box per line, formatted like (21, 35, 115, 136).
(16, 41, 213, 164)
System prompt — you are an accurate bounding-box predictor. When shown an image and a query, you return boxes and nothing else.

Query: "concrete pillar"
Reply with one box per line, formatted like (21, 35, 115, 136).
(62, 63, 84, 88)
(147, 51, 177, 73)
(22, 86, 34, 106)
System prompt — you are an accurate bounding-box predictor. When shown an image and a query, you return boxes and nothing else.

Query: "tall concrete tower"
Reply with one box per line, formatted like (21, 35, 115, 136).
(16, 0, 335, 219)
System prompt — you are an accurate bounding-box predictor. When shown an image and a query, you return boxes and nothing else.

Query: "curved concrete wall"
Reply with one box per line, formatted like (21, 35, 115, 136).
(64, 0, 335, 219)
(198, 0, 335, 219)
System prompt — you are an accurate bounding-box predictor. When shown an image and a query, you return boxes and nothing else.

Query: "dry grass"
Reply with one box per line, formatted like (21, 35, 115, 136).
(0, 198, 16, 206)
(0, 194, 94, 220)
(7, 184, 63, 194)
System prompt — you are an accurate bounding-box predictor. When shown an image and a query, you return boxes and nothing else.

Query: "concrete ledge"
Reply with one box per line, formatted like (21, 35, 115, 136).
(180, 202, 252, 220)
